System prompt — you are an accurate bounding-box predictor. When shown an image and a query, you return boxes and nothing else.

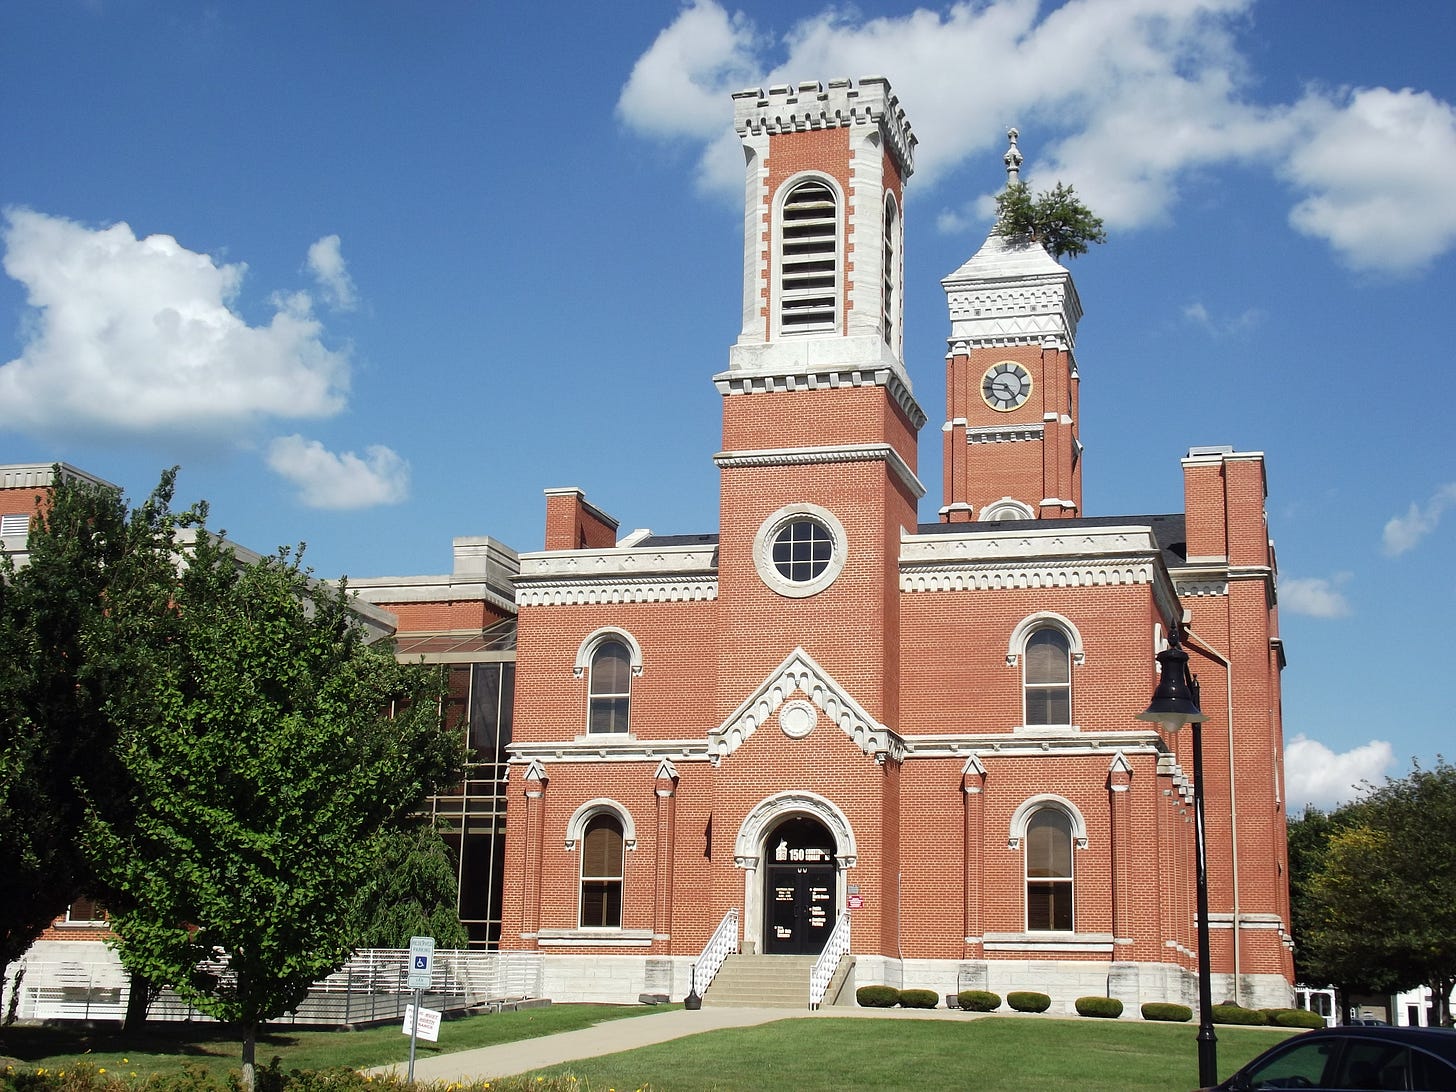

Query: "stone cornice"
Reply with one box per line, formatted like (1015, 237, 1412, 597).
(714, 443, 925, 499)
(0, 462, 118, 491)
(352, 576, 516, 616)
(965, 422, 1044, 444)
(733, 77, 916, 177)
(514, 576, 717, 607)
(515, 542, 718, 605)
(713, 363, 928, 430)
(510, 738, 711, 765)
(901, 524, 1181, 621)
(901, 730, 1165, 760)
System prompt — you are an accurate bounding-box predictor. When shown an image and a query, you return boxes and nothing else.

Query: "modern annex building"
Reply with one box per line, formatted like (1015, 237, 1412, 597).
(357, 77, 1293, 1010)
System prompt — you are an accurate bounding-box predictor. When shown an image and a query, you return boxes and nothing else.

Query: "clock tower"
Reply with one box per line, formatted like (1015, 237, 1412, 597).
(940, 131, 1084, 523)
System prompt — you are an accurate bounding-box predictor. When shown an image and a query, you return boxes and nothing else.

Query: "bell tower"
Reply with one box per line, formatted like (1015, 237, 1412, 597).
(940, 130, 1084, 523)
(713, 77, 925, 725)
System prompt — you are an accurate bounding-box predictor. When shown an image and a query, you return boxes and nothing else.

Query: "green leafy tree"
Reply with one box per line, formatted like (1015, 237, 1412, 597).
(994, 181, 1107, 260)
(0, 468, 193, 1001)
(1302, 760, 1456, 1024)
(87, 530, 462, 1090)
(350, 821, 470, 950)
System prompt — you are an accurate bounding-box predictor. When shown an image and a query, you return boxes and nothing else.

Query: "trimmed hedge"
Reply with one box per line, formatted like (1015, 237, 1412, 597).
(1212, 1003, 1268, 1026)
(899, 988, 940, 1009)
(958, 989, 1003, 1012)
(1007, 991, 1052, 1013)
(857, 984, 899, 1007)
(1141, 1002, 1194, 1022)
(1075, 996, 1124, 1018)
(1271, 1008, 1327, 1029)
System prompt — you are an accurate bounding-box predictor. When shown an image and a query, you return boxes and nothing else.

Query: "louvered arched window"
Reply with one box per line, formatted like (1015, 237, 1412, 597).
(1025, 807, 1074, 931)
(779, 179, 839, 332)
(579, 813, 624, 928)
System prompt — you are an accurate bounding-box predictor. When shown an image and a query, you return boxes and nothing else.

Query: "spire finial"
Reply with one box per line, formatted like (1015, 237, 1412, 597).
(1004, 127, 1023, 185)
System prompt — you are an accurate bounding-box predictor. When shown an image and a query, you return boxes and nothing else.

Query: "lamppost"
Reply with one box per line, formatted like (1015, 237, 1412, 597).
(1138, 625, 1217, 1089)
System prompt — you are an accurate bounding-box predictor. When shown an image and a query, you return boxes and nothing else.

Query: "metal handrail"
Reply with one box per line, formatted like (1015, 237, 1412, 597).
(809, 910, 851, 1009)
(692, 908, 740, 997)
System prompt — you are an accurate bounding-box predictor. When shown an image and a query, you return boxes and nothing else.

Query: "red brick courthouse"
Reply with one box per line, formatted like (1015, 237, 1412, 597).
(355, 78, 1294, 1010)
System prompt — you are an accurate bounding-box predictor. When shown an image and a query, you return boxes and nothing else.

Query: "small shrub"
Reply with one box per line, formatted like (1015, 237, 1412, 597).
(958, 989, 1002, 1012)
(898, 988, 939, 1009)
(1213, 1003, 1268, 1026)
(1141, 1001, 1194, 1022)
(1273, 1008, 1328, 1029)
(1075, 995, 1124, 1018)
(857, 984, 899, 1008)
(1007, 990, 1051, 1013)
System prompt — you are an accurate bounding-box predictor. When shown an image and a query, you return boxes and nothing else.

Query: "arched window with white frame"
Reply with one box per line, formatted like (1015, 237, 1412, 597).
(882, 192, 899, 346)
(579, 812, 625, 928)
(1024, 627, 1072, 725)
(778, 177, 840, 333)
(575, 629, 642, 736)
(1025, 806, 1074, 931)
(1007, 613, 1083, 729)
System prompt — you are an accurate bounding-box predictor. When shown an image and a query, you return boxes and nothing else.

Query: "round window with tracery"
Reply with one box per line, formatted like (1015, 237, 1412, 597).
(753, 503, 847, 598)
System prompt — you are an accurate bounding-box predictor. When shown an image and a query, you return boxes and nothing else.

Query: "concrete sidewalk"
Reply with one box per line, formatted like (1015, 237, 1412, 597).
(379, 1004, 971, 1083)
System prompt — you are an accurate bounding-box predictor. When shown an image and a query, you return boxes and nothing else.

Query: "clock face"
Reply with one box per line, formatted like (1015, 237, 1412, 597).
(981, 361, 1033, 411)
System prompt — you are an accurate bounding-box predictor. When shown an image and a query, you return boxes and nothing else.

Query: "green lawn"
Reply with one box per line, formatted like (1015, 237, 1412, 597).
(0, 1009, 1298, 1092)
(0, 1004, 666, 1080)
(525, 1016, 1297, 1092)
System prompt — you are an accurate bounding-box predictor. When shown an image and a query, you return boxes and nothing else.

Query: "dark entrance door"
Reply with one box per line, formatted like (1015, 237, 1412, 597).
(763, 816, 836, 955)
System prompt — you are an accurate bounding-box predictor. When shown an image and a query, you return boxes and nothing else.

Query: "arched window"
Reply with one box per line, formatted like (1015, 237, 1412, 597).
(588, 638, 631, 734)
(579, 813, 624, 928)
(1025, 807, 1074, 931)
(882, 195, 898, 345)
(1024, 627, 1072, 726)
(779, 179, 839, 332)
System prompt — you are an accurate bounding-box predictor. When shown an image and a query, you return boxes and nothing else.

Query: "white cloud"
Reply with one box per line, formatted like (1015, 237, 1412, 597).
(619, 1, 1456, 272)
(1279, 574, 1352, 619)
(1282, 87, 1456, 274)
(1182, 301, 1263, 336)
(0, 208, 349, 443)
(1284, 733, 1394, 812)
(305, 234, 357, 310)
(1382, 482, 1456, 556)
(265, 435, 409, 510)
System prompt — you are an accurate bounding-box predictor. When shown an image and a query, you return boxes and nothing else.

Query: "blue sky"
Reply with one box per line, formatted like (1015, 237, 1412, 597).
(4, 1, 1454, 811)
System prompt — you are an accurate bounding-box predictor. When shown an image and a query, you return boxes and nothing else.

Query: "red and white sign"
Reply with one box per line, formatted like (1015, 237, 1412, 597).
(848, 894, 864, 909)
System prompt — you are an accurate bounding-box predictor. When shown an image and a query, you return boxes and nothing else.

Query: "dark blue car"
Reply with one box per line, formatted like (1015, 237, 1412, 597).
(1198, 1026, 1456, 1091)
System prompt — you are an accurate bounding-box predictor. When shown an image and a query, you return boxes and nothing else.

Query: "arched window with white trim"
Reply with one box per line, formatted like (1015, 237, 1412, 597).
(778, 178, 839, 333)
(582, 636, 633, 735)
(1024, 627, 1072, 726)
(1025, 806, 1074, 931)
(579, 812, 624, 928)
(882, 193, 899, 346)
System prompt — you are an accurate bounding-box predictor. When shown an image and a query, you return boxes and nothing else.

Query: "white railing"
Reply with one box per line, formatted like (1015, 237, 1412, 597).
(7, 950, 545, 1025)
(692, 908, 739, 998)
(809, 910, 851, 1009)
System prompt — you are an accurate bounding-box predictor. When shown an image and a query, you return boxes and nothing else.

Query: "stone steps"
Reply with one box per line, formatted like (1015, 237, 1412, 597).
(702, 954, 816, 1008)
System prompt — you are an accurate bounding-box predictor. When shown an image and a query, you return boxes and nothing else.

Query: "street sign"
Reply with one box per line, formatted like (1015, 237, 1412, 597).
(402, 1003, 441, 1042)
(407, 935, 435, 990)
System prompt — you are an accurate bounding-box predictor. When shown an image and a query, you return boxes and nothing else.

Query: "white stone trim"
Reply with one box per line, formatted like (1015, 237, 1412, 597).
(510, 739, 710, 764)
(982, 934, 1114, 953)
(710, 645, 904, 764)
(515, 578, 717, 607)
(715, 443, 925, 500)
(572, 628, 644, 679)
(979, 497, 1036, 521)
(1005, 611, 1086, 667)
(564, 798, 637, 852)
(752, 502, 849, 599)
(536, 929, 655, 948)
(1007, 794, 1089, 850)
(732, 77, 915, 177)
(714, 364, 926, 430)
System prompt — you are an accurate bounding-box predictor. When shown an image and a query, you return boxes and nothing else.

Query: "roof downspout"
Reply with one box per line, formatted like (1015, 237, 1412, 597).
(1185, 627, 1239, 1006)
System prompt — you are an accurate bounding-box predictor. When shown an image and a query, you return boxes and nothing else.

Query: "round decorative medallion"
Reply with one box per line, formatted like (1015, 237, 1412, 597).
(779, 699, 819, 739)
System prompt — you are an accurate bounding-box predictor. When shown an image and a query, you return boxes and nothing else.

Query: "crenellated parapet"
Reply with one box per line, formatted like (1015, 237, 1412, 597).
(732, 76, 916, 176)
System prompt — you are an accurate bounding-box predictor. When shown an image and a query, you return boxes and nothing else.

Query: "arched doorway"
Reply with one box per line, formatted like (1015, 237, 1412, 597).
(762, 815, 836, 955)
